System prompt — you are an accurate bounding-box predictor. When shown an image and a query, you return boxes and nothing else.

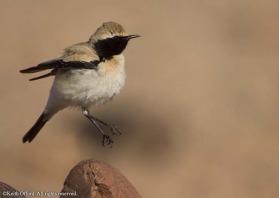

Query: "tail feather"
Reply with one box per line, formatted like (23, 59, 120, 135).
(22, 113, 49, 143)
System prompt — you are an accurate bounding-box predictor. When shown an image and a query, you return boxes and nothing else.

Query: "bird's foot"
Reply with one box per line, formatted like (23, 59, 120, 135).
(102, 135, 114, 147)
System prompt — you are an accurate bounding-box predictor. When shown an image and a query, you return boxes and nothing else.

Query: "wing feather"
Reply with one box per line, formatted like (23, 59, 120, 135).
(20, 59, 101, 81)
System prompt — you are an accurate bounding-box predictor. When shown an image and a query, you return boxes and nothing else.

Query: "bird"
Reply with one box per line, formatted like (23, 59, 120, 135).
(20, 22, 140, 146)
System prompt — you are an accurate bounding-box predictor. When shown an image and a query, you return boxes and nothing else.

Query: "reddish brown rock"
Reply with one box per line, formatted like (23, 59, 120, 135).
(0, 182, 25, 198)
(61, 159, 141, 198)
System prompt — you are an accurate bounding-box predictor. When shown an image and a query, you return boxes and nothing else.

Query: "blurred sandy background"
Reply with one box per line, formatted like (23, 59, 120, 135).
(1, 0, 279, 197)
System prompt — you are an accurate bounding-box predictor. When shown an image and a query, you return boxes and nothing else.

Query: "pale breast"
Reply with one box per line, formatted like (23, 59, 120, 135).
(49, 55, 126, 108)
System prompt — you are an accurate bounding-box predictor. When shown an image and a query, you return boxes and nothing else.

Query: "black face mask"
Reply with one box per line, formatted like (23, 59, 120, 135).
(94, 35, 140, 59)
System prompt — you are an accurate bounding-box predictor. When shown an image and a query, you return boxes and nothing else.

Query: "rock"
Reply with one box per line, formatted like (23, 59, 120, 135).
(61, 159, 141, 198)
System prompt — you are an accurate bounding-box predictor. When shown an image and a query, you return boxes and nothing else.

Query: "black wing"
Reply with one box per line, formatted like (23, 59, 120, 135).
(20, 59, 101, 81)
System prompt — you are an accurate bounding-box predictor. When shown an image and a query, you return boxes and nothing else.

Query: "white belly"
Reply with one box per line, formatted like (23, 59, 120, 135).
(46, 56, 125, 112)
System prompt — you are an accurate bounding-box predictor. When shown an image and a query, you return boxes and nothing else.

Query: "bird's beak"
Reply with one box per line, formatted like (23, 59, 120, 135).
(125, 35, 140, 40)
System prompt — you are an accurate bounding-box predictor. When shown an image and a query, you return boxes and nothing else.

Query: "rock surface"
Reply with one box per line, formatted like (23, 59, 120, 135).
(61, 159, 141, 198)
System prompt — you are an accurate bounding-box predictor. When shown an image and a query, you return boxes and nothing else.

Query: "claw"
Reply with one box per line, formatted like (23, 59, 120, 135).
(102, 135, 114, 147)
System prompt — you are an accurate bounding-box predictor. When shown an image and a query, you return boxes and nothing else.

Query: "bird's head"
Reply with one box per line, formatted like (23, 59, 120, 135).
(89, 22, 140, 59)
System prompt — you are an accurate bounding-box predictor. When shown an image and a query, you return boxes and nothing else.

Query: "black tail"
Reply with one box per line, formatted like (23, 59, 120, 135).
(22, 113, 49, 143)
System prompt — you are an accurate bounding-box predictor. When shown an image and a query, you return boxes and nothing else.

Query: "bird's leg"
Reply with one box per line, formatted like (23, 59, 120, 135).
(91, 116, 122, 136)
(82, 108, 121, 136)
(82, 108, 113, 146)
